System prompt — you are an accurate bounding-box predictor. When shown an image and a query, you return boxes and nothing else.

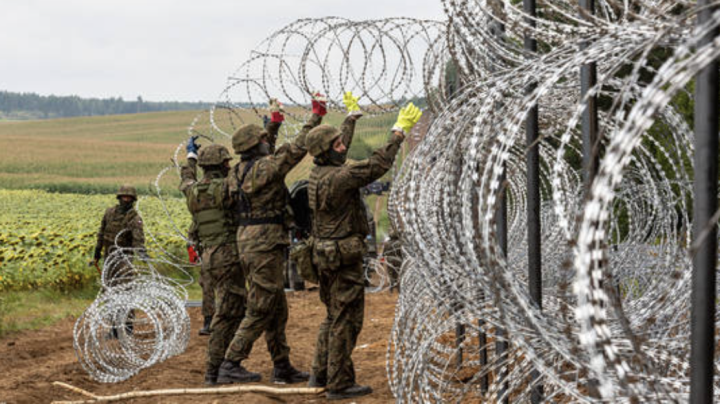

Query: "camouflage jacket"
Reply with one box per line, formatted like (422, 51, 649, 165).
(179, 158, 239, 264)
(309, 131, 403, 241)
(95, 204, 145, 258)
(228, 114, 322, 253)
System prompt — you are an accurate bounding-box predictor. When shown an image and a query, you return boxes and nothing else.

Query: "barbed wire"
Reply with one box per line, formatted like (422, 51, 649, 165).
(388, 0, 720, 402)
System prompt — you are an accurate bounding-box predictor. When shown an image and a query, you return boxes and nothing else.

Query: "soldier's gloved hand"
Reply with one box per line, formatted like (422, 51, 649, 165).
(343, 91, 362, 117)
(311, 91, 327, 116)
(262, 115, 270, 127)
(269, 98, 285, 123)
(392, 102, 423, 136)
(186, 135, 200, 160)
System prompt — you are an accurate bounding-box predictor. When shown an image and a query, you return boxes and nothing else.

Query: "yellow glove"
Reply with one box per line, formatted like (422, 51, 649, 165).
(392, 102, 423, 134)
(343, 91, 362, 116)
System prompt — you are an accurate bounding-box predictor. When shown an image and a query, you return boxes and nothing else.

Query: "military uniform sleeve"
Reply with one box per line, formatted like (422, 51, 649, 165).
(333, 133, 403, 192)
(179, 157, 198, 196)
(272, 113, 323, 176)
(131, 212, 146, 251)
(94, 209, 109, 259)
(265, 120, 282, 154)
(339, 115, 358, 149)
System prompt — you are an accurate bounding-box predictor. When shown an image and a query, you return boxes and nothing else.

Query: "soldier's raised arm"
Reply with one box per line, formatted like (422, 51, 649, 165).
(333, 102, 422, 192)
(339, 91, 363, 149)
(179, 136, 201, 195)
(271, 93, 327, 176)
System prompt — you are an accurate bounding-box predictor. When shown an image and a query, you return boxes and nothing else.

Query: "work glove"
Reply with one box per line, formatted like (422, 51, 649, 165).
(187, 245, 199, 264)
(186, 135, 200, 160)
(311, 91, 327, 116)
(343, 91, 362, 117)
(262, 115, 270, 128)
(392, 102, 423, 135)
(269, 98, 285, 123)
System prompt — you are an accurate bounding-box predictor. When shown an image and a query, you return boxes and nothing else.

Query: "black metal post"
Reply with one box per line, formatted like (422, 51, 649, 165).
(580, 0, 599, 186)
(496, 167, 509, 404)
(689, 0, 720, 401)
(524, 0, 543, 401)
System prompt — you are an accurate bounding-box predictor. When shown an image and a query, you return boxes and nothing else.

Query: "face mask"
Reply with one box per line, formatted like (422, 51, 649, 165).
(329, 148, 347, 165)
(220, 165, 230, 177)
(257, 142, 271, 156)
(119, 199, 134, 212)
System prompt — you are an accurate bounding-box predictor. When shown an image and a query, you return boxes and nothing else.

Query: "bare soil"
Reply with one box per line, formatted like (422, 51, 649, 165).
(0, 290, 398, 404)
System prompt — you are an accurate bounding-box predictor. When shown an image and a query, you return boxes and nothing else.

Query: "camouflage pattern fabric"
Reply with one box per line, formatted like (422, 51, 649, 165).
(224, 248, 290, 363)
(308, 131, 404, 391)
(205, 244, 247, 373)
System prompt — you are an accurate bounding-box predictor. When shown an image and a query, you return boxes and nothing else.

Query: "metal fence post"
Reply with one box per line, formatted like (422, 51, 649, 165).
(689, 0, 720, 401)
(524, 0, 543, 401)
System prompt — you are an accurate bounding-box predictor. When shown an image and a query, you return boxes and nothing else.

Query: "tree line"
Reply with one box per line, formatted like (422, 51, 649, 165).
(0, 91, 213, 120)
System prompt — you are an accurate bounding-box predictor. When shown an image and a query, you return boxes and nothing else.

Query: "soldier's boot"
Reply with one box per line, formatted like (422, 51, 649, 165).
(198, 316, 212, 336)
(326, 384, 373, 400)
(271, 359, 309, 384)
(204, 367, 219, 386)
(216, 360, 261, 384)
(307, 373, 327, 388)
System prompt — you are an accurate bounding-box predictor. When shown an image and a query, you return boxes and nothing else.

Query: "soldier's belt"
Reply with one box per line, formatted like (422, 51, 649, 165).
(237, 214, 284, 226)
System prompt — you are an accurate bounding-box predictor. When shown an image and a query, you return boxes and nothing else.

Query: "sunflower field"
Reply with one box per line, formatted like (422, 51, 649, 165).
(0, 189, 190, 292)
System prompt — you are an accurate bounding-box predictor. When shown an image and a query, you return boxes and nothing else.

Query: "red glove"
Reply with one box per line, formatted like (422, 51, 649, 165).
(269, 98, 284, 123)
(311, 92, 327, 116)
(271, 111, 284, 123)
(187, 245, 199, 264)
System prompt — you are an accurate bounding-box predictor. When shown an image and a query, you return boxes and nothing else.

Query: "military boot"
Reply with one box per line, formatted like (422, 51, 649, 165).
(198, 316, 212, 336)
(307, 373, 327, 388)
(326, 384, 373, 400)
(204, 367, 219, 386)
(271, 359, 309, 384)
(216, 360, 261, 384)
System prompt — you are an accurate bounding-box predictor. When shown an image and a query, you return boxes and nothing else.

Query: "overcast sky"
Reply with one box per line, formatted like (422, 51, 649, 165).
(1, 0, 445, 102)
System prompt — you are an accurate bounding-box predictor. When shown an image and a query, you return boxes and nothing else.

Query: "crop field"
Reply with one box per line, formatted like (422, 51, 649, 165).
(0, 189, 190, 292)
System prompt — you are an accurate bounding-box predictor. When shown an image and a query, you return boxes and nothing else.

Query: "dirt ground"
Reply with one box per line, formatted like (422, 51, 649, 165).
(0, 290, 399, 404)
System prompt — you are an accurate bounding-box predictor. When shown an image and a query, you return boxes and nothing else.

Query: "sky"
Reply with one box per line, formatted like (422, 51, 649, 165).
(1, 0, 445, 102)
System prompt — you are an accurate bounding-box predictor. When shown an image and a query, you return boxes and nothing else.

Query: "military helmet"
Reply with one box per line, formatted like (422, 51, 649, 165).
(232, 124, 264, 154)
(116, 184, 137, 200)
(198, 144, 232, 166)
(306, 125, 340, 157)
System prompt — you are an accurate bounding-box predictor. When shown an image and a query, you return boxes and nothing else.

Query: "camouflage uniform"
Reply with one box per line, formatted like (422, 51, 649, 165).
(94, 186, 145, 284)
(224, 114, 322, 364)
(308, 123, 403, 392)
(179, 151, 246, 382)
(187, 229, 215, 320)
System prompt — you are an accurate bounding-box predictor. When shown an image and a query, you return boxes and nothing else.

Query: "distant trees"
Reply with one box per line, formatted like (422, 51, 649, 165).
(0, 91, 212, 120)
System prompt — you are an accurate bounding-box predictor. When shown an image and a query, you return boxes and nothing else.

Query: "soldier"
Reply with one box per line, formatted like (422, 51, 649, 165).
(216, 95, 326, 385)
(305, 96, 422, 400)
(93, 185, 146, 281)
(93, 185, 146, 337)
(179, 139, 247, 386)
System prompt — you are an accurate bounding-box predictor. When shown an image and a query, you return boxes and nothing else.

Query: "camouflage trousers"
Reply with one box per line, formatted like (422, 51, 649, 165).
(225, 248, 290, 364)
(204, 245, 247, 374)
(312, 260, 365, 391)
(199, 263, 216, 318)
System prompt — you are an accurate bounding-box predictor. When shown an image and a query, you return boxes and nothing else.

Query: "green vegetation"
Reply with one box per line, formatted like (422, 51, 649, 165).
(0, 90, 216, 120)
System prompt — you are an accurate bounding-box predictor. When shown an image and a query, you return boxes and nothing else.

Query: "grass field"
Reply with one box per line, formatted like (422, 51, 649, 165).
(0, 109, 398, 195)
